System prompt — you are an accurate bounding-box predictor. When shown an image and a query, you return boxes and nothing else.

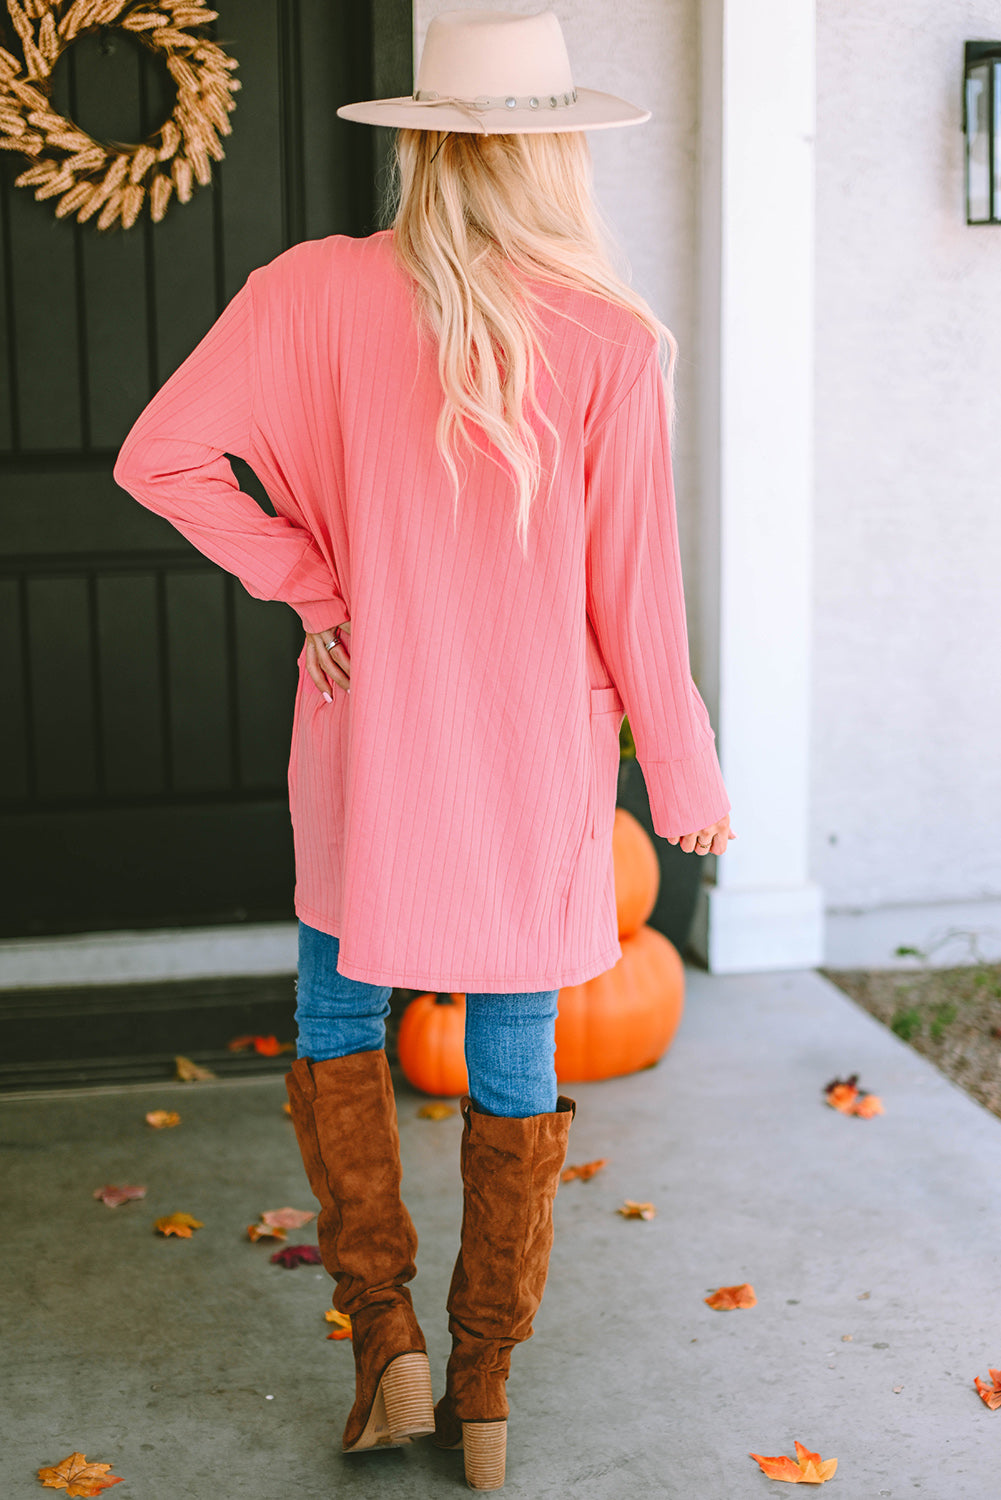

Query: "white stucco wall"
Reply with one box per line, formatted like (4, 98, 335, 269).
(412, 0, 706, 664)
(814, 1, 1001, 922)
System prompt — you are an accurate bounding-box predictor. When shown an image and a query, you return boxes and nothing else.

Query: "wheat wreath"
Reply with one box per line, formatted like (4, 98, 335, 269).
(0, 0, 239, 230)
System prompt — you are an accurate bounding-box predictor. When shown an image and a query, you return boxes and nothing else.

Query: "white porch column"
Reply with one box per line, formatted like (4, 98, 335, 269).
(689, 0, 825, 972)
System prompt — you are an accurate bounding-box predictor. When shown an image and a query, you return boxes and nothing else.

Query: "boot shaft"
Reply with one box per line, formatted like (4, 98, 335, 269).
(444, 1095, 575, 1422)
(285, 1050, 419, 1308)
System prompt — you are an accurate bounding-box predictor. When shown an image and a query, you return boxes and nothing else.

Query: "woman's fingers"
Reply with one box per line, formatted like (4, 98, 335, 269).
(665, 817, 736, 854)
(304, 639, 333, 701)
(693, 822, 726, 855)
(305, 625, 351, 699)
(668, 830, 707, 853)
(319, 638, 350, 693)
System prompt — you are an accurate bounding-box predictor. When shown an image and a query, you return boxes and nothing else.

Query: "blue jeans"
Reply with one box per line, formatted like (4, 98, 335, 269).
(295, 920, 559, 1118)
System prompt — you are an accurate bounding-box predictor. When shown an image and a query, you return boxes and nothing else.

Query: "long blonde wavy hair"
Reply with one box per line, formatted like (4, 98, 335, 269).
(386, 127, 678, 556)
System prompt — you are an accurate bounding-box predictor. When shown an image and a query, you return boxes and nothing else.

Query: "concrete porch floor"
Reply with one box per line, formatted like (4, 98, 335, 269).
(3, 965, 1000, 1498)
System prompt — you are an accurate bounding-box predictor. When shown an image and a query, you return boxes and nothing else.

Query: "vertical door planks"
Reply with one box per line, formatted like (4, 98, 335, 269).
(0, 0, 412, 936)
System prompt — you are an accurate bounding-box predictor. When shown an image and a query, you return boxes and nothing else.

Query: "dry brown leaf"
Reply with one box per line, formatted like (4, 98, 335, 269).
(705, 1282, 757, 1310)
(154, 1211, 204, 1238)
(37, 1451, 124, 1495)
(974, 1368, 1001, 1409)
(561, 1158, 609, 1183)
(325, 1308, 352, 1340)
(93, 1185, 147, 1208)
(174, 1054, 216, 1081)
(617, 1200, 656, 1220)
(259, 1207, 316, 1229)
(145, 1109, 180, 1128)
(749, 1441, 838, 1484)
(417, 1102, 457, 1120)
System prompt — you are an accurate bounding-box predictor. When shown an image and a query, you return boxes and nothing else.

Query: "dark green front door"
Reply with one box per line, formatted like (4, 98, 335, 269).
(0, 0, 410, 938)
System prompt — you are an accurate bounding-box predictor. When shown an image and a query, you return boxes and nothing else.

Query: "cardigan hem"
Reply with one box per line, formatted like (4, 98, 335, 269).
(294, 900, 622, 991)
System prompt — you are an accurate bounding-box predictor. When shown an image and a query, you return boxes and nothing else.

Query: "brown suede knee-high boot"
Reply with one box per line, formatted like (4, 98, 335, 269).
(433, 1093, 576, 1490)
(285, 1050, 435, 1452)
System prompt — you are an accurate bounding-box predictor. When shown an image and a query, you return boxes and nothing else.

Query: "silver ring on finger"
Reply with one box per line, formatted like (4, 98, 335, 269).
(323, 629, 340, 652)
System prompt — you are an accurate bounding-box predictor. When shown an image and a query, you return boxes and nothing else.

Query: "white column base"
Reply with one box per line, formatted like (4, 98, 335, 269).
(690, 879, 826, 972)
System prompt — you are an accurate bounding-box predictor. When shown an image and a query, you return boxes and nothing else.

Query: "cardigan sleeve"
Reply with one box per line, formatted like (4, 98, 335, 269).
(112, 272, 347, 633)
(584, 340, 731, 839)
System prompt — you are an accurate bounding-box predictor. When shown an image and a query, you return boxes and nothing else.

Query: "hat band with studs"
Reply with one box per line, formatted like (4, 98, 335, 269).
(413, 88, 579, 111)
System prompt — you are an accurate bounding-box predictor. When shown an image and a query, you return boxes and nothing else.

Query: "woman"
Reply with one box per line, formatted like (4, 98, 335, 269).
(114, 9, 734, 1490)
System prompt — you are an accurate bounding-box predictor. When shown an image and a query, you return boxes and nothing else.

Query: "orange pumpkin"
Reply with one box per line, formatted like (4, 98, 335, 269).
(396, 991, 469, 1097)
(613, 806, 661, 937)
(397, 810, 676, 1094)
(554, 924, 684, 1083)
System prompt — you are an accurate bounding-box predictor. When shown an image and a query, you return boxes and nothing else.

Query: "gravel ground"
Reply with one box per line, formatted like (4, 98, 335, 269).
(820, 962, 1001, 1121)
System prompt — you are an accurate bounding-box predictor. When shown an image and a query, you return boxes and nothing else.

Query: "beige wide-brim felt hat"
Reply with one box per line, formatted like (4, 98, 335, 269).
(336, 9, 650, 135)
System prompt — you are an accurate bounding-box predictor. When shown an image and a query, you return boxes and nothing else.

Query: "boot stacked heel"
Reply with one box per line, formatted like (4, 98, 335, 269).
(343, 1351, 435, 1452)
(462, 1421, 507, 1490)
(381, 1352, 436, 1441)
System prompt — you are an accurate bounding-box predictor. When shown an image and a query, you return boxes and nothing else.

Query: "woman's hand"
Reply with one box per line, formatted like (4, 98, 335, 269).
(666, 814, 736, 856)
(305, 622, 351, 700)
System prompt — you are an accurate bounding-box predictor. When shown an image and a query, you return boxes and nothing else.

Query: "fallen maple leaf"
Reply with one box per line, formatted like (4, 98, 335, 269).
(825, 1083, 857, 1112)
(250, 1208, 318, 1242)
(750, 1441, 837, 1484)
(260, 1206, 316, 1229)
(561, 1158, 609, 1183)
(271, 1243, 322, 1269)
(93, 1185, 147, 1208)
(37, 1451, 124, 1496)
(325, 1308, 353, 1339)
(154, 1212, 204, 1238)
(705, 1282, 757, 1310)
(417, 1102, 457, 1120)
(227, 1034, 295, 1056)
(145, 1110, 180, 1129)
(247, 1222, 287, 1242)
(174, 1055, 216, 1081)
(974, 1368, 1001, 1409)
(824, 1074, 883, 1117)
(617, 1200, 656, 1220)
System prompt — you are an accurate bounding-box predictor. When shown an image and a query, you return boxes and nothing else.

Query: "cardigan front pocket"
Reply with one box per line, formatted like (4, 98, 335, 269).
(588, 685, 624, 841)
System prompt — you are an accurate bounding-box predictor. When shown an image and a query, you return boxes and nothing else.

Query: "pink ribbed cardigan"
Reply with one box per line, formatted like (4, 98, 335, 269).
(114, 230, 730, 991)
